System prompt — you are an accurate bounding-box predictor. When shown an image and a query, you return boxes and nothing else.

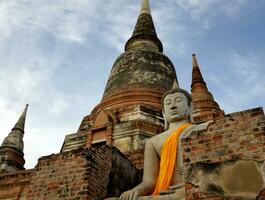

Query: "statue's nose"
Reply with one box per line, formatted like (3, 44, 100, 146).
(171, 106, 177, 110)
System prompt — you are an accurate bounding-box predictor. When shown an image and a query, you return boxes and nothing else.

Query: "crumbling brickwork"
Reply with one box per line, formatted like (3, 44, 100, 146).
(0, 169, 33, 199)
(23, 148, 93, 200)
(0, 146, 140, 200)
(183, 107, 265, 199)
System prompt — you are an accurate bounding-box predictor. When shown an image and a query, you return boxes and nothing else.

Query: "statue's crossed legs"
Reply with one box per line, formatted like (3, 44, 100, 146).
(105, 186, 185, 200)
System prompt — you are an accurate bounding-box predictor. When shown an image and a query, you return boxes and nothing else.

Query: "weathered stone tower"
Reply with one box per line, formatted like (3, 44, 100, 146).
(0, 104, 28, 173)
(61, 0, 178, 168)
(191, 54, 224, 123)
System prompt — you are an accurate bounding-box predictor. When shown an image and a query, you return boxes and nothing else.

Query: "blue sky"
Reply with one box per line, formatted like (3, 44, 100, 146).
(0, 0, 264, 168)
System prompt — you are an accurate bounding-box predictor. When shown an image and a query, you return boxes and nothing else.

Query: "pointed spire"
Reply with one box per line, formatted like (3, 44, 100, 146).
(0, 105, 28, 172)
(140, 0, 151, 15)
(192, 54, 206, 87)
(192, 53, 199, 67)
(125, 0, 163, 52)
(12, 104, 28, 133)
(191, 54, 224, 123)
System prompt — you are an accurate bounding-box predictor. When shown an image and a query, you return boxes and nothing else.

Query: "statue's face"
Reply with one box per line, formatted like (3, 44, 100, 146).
(163, 92, 190, 123)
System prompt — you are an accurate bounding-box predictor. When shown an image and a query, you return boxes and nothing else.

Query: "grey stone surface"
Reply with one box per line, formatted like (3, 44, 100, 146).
(103, 49, 177, 99)
(61, 132, 87, 152)
(106, 193, 184, 200)
(187, 160, 265, 198)
(126, 12, 163, 52)
(1, 130, 24, 152)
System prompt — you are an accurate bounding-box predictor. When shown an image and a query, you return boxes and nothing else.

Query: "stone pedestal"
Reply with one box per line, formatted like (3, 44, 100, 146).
(105, 194, 185, 200)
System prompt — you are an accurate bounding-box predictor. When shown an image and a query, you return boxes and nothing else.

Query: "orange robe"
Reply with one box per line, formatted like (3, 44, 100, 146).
(152, 123, 191, 195)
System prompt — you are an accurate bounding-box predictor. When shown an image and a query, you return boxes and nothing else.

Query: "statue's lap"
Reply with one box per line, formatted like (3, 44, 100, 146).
(105, 189, 185, 200)
(105, 194, 185, 200)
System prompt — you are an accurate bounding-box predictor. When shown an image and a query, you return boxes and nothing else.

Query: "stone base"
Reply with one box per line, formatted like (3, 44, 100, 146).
(105, 194, 185, 200)
(105, 189, 186, 200)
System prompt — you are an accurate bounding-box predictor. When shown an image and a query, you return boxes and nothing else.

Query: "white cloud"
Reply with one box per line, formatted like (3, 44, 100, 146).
(0, 0, 99, 43)
(175, 0, 247, 20)
(98, 1, 138, 51)
(175, 0, 217, 20)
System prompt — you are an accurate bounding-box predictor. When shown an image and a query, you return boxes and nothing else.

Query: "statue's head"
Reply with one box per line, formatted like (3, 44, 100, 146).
(162, 83, 192, 126)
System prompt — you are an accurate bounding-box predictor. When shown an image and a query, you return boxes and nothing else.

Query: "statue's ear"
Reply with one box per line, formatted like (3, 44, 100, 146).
(162, 111, 168, 131)
(189, 102, 194, 123)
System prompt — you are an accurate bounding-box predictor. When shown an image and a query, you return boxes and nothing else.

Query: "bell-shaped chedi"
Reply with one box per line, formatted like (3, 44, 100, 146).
(191, 54, 224, 123)
(63, 0, 178, 169)
(0, 104, 28, 173)
(94, 0, 178, 113)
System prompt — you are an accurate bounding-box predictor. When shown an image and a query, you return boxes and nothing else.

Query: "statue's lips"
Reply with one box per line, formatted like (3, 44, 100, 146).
(170, 110, 179, 115)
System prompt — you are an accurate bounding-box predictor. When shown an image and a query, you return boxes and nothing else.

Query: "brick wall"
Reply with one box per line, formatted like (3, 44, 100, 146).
(0, 145, 140, 200)
(0, 170, 33, 200)
(22, 148, 92, 200)
(182, 107, 265, 199)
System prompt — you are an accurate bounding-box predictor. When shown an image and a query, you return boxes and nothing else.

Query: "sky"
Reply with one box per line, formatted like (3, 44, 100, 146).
(0, 0, 264, 169)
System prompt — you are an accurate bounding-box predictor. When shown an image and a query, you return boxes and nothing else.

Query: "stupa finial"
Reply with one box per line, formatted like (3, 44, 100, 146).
(140, 0, 151, 15)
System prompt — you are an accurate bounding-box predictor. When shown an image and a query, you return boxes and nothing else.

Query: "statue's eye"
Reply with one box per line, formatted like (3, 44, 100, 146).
(165, 100, 171, 105)
(175, 98, 183, 103)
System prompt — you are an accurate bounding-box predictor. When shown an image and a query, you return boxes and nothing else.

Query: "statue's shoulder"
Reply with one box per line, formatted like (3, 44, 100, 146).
(148, 130, 170, 155)
(150, 129, 171, 140)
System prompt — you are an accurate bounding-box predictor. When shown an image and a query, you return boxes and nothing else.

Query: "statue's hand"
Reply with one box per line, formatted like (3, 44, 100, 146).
(168, 183, 184, 191)
(158, 183, 185, 195)
(159, 189, 174, 195)
(120, 189, 139, 200)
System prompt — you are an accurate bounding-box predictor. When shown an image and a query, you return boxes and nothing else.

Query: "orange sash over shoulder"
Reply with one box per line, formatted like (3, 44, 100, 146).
(152, 123, 191, 195)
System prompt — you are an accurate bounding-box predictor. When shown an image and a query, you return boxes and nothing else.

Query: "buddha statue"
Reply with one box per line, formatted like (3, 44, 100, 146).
(107, 83, 211, 200)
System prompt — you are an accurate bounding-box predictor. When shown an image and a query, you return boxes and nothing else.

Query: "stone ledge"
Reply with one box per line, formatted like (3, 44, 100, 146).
(105, 194, 183, 200)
